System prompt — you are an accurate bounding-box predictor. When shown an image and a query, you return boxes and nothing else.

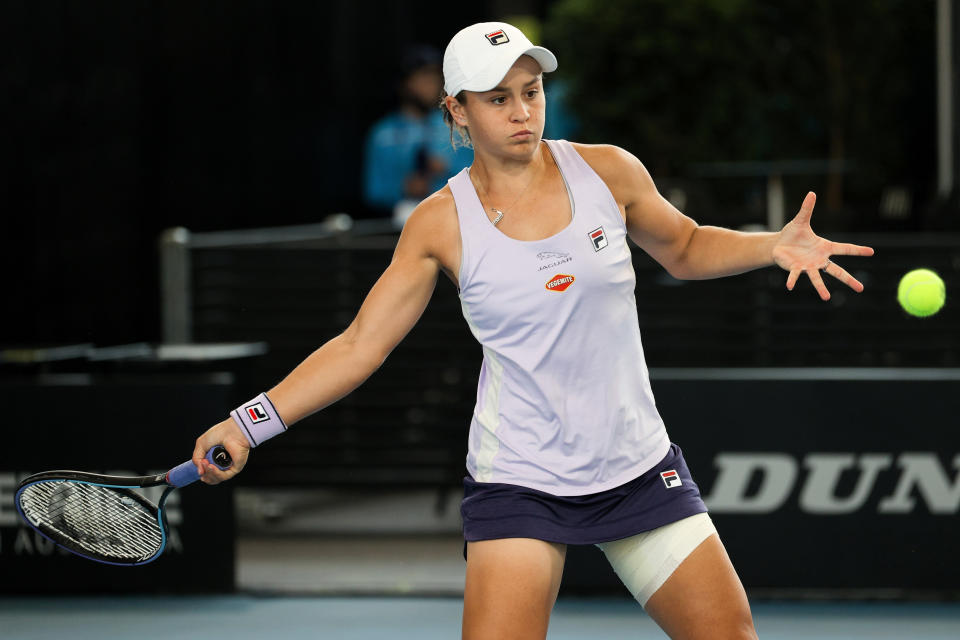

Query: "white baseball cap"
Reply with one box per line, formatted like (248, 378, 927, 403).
(443, 22, 558, 97)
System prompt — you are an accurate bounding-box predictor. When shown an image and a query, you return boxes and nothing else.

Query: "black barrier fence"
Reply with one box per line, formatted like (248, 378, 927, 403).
(169, 230, 958, 489)
(0, 374, 236, 594)
(168, 226, 957, 596)
(2, 369, 956, 596)
(6, 227, 953, 595)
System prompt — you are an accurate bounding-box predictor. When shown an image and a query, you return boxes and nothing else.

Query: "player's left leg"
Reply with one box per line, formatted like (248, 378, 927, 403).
(598, 513, 756, 640)
(643, 533, 756, 640)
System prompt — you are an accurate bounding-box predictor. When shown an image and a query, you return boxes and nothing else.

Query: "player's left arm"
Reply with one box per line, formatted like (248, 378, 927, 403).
(577, 144, 874, 300)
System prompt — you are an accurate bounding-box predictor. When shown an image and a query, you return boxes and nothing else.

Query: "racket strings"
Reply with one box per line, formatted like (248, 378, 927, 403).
(18, 480, 164, 563)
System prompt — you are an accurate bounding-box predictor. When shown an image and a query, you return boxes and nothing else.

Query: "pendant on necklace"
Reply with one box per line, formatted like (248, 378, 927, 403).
(491, 208, 504, 226)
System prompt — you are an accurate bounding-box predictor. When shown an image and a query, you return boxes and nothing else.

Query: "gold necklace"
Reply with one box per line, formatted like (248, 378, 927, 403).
(473, 164, 540, 227)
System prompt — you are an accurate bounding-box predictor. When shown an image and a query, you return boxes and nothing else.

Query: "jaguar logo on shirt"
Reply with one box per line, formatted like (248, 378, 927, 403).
(537, 251, 569, 261)
(545, 273, 575, 292)
(537, 251, 573, 272)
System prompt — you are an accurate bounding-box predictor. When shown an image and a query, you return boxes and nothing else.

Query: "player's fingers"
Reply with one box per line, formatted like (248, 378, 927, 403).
(200, 459, 233, 485)
(831, 242, 875, 257)
(200, 460, 219, 485)
(786, 269, 801, 291)
(194, 418, 249, 480)
(807, 268, 831, 301)
(192, 439, 208, 477)
(199, 442, 249, 485)
(825, 261, 865, 293)
(221, 420, 252, 468)
(194, 434, 224, 477)
(218, 441, 249, 475)
(199, 453, 244, 484)
(794, 192, 816, 225)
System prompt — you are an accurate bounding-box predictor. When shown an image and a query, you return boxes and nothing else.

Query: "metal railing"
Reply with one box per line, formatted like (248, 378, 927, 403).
(155, 222, 959, 487)
(159, 215, 398, 343)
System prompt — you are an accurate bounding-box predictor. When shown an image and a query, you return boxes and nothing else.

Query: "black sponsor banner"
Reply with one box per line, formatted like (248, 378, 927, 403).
(562, 370, 960, 596)
(0, 375, 235, 594)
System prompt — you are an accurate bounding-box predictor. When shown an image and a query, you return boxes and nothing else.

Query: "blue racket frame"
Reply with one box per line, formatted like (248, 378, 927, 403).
(14, 446, 230, 566)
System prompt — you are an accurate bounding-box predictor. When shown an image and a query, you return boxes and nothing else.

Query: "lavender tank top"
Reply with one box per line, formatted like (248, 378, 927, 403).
(449, 139, 670, 496)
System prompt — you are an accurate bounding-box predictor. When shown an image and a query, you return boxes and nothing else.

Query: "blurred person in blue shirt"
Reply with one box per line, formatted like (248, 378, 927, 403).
(363, 45, 473, 223)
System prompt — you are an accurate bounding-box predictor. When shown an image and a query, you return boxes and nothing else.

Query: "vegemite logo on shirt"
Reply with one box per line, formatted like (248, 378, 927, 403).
(589, 226, 608, 251)
(485, 29, 509, 45)
(545, 273, 575, 292)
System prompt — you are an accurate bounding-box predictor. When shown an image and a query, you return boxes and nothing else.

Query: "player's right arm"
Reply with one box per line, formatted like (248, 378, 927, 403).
(193, 190, 459, 483)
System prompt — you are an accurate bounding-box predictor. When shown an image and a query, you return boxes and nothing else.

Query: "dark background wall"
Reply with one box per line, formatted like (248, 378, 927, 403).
(1, 0, 549, 345)
(1, 0, 952, 348)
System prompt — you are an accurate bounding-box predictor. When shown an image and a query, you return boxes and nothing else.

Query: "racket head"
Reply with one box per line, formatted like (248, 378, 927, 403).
(15, 470, 171, 566)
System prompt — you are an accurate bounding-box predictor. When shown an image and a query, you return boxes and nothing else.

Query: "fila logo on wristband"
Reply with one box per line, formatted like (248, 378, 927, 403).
(231, 392, 287, 447)
(661, 470, 682, 489)
(246, 403, 269, 423)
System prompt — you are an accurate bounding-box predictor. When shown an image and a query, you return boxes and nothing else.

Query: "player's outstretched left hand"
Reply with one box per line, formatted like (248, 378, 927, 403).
(772, 192, 875, 301)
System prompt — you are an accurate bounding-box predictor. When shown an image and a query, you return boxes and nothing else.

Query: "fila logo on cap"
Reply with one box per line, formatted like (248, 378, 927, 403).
(485, 29, 509, 45)
(589, 226, 608, 251)
(661, 469, 682, 489)
(246, 402, 270, 424)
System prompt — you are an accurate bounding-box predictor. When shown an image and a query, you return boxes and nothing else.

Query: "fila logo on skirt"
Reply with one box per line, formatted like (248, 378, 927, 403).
(661, 469, 682, 489)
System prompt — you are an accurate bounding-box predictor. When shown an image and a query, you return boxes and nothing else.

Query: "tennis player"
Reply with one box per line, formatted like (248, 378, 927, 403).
(193, 22, 874, 640)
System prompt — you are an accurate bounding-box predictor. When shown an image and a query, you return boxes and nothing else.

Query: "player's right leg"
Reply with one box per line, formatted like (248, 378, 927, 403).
(462, 537, 566, 640)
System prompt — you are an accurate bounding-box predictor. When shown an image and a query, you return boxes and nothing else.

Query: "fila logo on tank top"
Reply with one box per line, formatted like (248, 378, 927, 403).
(448, 139, 670, 496)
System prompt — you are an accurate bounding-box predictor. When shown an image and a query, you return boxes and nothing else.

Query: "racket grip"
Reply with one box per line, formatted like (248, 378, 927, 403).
(166, 446, 233, 487)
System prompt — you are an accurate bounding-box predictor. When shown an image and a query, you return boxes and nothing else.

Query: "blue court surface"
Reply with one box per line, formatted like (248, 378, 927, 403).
(2, 597, 960, 639)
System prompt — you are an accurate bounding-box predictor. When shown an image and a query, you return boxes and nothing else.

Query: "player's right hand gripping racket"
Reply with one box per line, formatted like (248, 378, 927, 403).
(14, 446, 232, 566)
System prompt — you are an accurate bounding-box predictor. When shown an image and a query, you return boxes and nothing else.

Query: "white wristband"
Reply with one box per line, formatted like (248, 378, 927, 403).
(230, 392, 287, 447)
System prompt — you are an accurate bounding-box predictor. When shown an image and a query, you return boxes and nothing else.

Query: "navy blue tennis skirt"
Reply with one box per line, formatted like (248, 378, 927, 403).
(461, 442, 707, 553)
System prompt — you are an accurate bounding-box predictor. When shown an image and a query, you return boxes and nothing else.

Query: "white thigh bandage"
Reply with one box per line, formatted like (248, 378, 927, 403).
(596, 512, 717, 607)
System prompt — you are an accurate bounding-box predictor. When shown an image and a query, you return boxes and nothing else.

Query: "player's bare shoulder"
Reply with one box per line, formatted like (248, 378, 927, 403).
(569, 142, 638, 172)
(397, 185, 462, 286)
(570, 142, 651, 213)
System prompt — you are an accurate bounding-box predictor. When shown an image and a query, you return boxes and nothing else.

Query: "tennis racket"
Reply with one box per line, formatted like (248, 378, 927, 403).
(15, 445, 232, 566)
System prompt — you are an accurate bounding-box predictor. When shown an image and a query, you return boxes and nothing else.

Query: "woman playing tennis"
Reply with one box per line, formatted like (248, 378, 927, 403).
(192, 22, 874, 640)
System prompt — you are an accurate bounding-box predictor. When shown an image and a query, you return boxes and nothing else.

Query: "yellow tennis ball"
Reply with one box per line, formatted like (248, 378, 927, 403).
(897, 268, 945, 317)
